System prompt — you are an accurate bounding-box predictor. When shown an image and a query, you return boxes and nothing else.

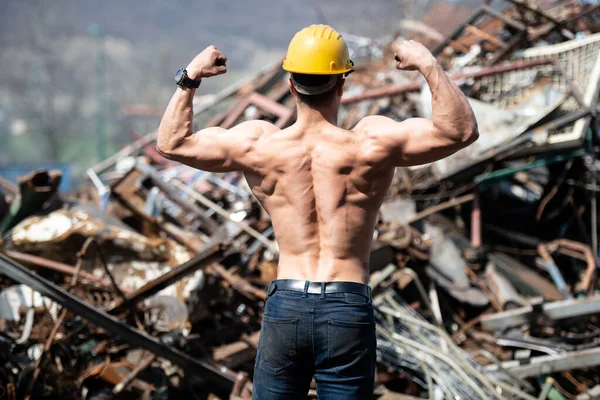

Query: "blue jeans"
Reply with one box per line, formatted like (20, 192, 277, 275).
(252, 280, 376, 400)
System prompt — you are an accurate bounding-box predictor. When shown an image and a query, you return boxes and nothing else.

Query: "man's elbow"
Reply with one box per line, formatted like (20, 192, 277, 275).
(156, 142, 172, 159)
(452, 122, 479, 146)
(156, 141, 181, 161)
(463, 124, 479, 145)
(435, 121, 479, 146)
(156, 129, 187, 159)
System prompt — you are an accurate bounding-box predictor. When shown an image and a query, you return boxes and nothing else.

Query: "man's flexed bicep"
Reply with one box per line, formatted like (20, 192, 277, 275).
(362, 40, 479, 167)
(158, 121, 274, 173)
(356, 116, 472, 167)
(156, 45, 274, 174)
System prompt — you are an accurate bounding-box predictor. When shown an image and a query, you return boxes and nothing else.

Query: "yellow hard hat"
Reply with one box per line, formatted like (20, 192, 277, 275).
(283, 24, 353, 75)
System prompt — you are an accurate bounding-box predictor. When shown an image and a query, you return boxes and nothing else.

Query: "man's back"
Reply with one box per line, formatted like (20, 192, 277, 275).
(245, 121, 394, 283)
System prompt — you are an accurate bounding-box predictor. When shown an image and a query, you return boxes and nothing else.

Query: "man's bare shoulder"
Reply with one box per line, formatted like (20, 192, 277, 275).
(230, 120, 280, 138)
(344, 116, 402, 166)
(350, 115, 399, 136)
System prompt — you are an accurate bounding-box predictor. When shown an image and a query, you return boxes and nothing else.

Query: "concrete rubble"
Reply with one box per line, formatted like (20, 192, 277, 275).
(0, 1, 599, 398)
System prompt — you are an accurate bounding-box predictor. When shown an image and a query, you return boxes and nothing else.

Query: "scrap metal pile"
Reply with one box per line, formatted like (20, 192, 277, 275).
(1, 0, 600, 398)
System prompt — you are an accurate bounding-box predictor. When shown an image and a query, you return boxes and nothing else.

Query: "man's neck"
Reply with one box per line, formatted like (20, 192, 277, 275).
(296, 104, 338, 126)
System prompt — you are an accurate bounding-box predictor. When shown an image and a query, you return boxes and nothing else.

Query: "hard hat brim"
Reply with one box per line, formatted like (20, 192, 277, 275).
(282, 66, 354, 75)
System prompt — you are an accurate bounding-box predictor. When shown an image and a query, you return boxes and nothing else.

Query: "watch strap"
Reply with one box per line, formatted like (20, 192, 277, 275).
(176, 69, 201, 88)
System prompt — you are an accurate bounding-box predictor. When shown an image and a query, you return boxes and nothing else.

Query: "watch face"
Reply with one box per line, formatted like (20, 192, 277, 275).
(175, 69, 184, 84)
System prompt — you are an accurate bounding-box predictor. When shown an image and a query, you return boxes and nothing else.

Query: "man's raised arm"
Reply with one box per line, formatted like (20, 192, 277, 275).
(357, 40, 479, 167)
(157, 46, 270, 173)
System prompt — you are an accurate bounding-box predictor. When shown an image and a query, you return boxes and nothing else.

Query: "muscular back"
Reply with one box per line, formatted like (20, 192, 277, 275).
(245, 121, 395, 283)
(157, 43, 478, 284)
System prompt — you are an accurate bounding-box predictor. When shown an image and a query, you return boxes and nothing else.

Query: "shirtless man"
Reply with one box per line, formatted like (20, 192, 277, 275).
(157, 24, 478, 400)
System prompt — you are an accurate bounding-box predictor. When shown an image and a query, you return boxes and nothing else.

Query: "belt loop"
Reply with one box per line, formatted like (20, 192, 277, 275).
(367, 285, 372, 301)
(303, 280, 309, 297)
(320, 282, 326, 299)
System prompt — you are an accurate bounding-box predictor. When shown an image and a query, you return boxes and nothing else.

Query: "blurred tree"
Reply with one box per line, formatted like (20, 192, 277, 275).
(0, 0, 85, 163)
(0, 0, 168, 173)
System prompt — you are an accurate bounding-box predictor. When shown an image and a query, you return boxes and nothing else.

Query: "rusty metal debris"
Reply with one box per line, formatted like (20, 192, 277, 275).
(0, 1, 599, 398)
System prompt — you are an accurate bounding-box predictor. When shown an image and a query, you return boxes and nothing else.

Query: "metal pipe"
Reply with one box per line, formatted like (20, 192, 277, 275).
(113, 354, 156, 394)
(481, 295, 600, 331)
(190, 171, 250, 198)
(110, 243, 224, 314)
(210, 263, 267, 301)
(471, 189, 481, 248)
(486, 346, 600, 379)
(554, 61, 587, 109)
(481, 5, 527, 31)
(341, 81, 422, 104)
(475, 149, 587, 184)
(135, 163, 219, 233)
(3, 250, 114, 288)
(428, 283, 444, 329)
(470, 350, 535, 392)
(532, 110, 592, 135)
(0, 176, 18, 194)
(342, 58, 552, 104)
(535, 258, 573, 299)
(590, 155, 598, 278)
(172, 179, 279, 253)
(431, 8, 484, 55)
(16, 308, 35, 345)
(86, 168, 110, 198)
(566, 4, 600, 24)
(465, 24, 506, 48)
(505, 0, 573, 39)
(415, 358, 434, 400)
(386, 268, 432, 313)
(539, 239, 596, 294)
(247, 92, 294, 128)
(406, 193, 474, 224)
(538, 378, 555, 399)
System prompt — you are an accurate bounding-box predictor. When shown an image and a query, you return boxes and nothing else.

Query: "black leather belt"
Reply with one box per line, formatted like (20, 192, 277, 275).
(268, 279, 371, 298)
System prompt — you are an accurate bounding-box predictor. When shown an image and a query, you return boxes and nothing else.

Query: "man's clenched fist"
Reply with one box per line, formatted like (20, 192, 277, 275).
(186, 45, 227, 80)
(394, 40, 437, 73)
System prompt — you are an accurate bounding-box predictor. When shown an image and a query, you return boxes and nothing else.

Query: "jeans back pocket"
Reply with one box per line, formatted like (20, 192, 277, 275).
(343, 292, 369, 305)
(257, 315, 298, 375)
(327, 319, 375, 379)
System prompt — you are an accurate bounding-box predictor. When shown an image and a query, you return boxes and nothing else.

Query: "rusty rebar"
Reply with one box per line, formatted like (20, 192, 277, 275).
(112, 354, 156, 394)
(3, 250, 114, 288)
(538, 239, 596, 294)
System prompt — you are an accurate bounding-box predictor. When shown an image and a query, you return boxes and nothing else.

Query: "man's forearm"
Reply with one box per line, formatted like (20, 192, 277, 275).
(157, 86, 196, 155)
(422, 61, 478, 142)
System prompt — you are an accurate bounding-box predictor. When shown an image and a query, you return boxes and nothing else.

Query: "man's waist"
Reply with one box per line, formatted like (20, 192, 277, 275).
(276, 254, 370, 284)
(267, 279, 371, 298)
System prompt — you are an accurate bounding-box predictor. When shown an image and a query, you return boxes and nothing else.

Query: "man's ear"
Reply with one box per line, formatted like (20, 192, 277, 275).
(288, 78, 296, 96)
(337, 78, 345, 96)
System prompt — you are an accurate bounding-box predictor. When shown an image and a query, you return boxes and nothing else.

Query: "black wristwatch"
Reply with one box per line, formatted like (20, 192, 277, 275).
(175, 68, 201, 88)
